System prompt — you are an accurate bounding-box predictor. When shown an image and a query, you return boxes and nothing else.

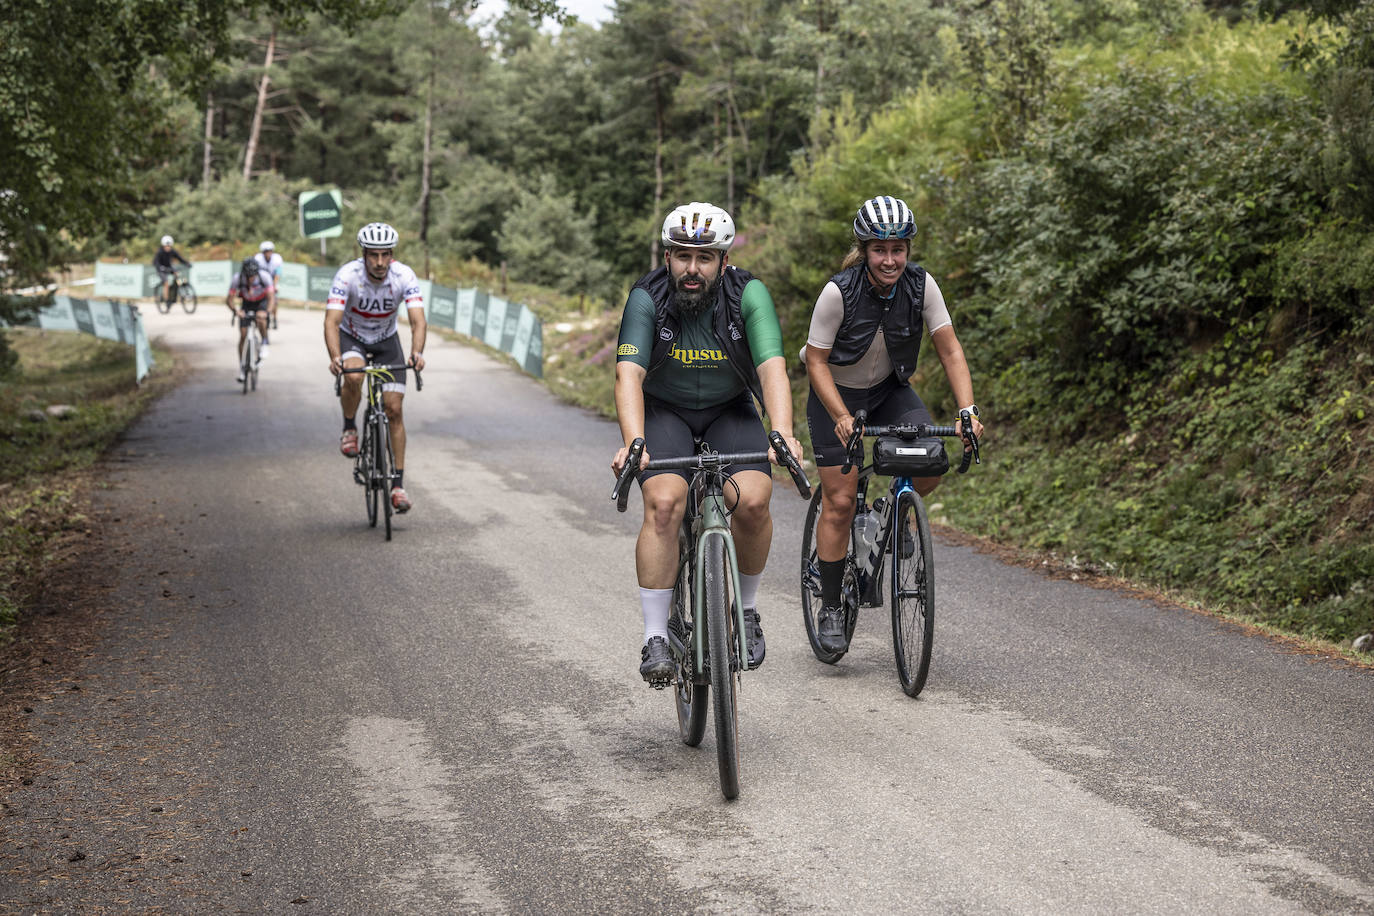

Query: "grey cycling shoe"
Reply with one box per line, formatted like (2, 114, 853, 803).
(816, 604, 848, 654)
(639, 636, 673, 688)
(743, 607, 766, 670)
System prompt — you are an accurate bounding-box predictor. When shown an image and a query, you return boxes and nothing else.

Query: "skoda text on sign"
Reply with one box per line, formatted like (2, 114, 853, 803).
(299, 190, 344, 239)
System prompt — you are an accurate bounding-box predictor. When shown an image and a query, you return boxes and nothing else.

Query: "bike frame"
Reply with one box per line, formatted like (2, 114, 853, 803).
(853, 472, 918, 606)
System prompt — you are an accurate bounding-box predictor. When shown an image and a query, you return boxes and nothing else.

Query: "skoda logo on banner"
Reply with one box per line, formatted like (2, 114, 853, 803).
(299, 190, 344, 239)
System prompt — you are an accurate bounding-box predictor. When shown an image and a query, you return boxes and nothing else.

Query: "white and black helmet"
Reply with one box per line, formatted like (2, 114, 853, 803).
(356, 222, 399, 250)
(161, 235, 174, 246)
(853, 196, 916, 241)
(661, 202, 735, 252)
(259, 240, 275, 252)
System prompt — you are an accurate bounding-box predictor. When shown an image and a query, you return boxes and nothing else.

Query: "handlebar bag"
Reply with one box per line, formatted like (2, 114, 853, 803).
(873, 436, 949, 477)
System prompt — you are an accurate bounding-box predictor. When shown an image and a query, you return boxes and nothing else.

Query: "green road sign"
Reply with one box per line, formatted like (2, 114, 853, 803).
(299, 190, 344, 239)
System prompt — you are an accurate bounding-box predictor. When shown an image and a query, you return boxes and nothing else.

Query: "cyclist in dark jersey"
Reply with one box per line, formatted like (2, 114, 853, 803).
(804, 195, 984, 654)
(152, 235, 191, 304)
(612, 202, 803, 683)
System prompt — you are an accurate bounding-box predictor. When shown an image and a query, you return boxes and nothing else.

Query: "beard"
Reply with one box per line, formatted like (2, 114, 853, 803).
(671, 272, 722, 317)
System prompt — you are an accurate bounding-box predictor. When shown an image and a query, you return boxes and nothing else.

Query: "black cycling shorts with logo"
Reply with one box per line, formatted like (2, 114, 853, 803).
(639, 392, 771, 483)
(339, 329, 408, 389)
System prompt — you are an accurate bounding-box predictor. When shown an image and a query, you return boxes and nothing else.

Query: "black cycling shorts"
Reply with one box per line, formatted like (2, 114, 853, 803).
(640, 393, 770, 483)
(340, 330, 408, 390)
(238, 301, 269, 327)
(807, 373, 932, 467)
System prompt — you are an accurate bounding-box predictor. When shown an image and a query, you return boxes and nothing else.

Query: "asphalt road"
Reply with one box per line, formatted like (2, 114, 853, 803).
(2, 301, 1371, 914)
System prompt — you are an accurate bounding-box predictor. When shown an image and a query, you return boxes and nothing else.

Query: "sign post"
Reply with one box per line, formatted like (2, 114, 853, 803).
(299, 189, 344, 257)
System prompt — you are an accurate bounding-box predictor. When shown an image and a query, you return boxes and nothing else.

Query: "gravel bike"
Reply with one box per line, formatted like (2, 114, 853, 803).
(335, 361, 421, 541)
(800, 408, 979, 697)
(234, 311, 264, 394)
(613, 432, 811, 800)
(156, 269, 197, 314)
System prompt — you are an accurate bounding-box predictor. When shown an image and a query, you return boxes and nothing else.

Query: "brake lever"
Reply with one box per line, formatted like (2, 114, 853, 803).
(612, 438, 645, 512)
(841, 409, 868, 474)
(768, 431, 811, 500)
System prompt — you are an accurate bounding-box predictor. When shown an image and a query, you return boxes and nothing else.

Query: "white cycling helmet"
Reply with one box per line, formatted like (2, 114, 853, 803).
(356, 222, 399, 250)
(853, 196, 916, 241)
(661, 202, 735, 252)
(161, 235, 174, 246)
(259, 240, 274, 252)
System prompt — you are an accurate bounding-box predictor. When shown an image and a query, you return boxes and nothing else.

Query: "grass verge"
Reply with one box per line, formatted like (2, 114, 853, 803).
(0, 328, 178, 638)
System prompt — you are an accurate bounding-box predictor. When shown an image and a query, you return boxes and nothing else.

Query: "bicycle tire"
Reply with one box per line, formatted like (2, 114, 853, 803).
(704, 531, 740, 800)
(800, 483, 859, 664)
(361, 409, 378, 528)
(181, 282, 198, 314)
(891, 491, 935, 697)
(249, 331, 259, 391)
(673, 520, 707, 748)
(377, 414, 393, 541)
(157, 288, 172, 314)
(240, 333, 252, 395)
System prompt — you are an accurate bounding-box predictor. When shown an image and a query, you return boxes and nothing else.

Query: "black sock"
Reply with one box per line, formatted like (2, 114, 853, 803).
(342, 418, 357, 431)
(818, 558, 845, 608)
(394, 469, 403, 488)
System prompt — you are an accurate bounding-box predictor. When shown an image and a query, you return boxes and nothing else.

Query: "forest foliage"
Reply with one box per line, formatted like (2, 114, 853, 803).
(3, 0, 1371, 646)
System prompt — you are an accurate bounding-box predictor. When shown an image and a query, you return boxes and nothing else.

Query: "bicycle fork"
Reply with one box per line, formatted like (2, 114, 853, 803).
(692, 500, 747, 677)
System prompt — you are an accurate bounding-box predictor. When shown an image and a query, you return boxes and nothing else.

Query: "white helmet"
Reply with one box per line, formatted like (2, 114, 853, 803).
(661, 202, 735, 252)
(259, 240, 275, 252)
(853, 196, 916, 241)
(356, 222, 399, 250)
(161, 235, 174, 246)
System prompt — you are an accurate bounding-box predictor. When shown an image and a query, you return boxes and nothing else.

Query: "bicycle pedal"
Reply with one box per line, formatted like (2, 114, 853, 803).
(648, 677, 670, 691)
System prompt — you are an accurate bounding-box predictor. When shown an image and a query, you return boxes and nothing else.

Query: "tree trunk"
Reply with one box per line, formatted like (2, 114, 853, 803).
(203, 95, 215, 187)
(242, 25, 277, 181)
(418, 4, 435, 278)
(651, 77, 665, 269)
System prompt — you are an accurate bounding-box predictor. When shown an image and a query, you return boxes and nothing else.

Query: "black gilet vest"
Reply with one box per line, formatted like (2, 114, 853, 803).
(633, 264, 764, 405)
(826, 262, 926, 385)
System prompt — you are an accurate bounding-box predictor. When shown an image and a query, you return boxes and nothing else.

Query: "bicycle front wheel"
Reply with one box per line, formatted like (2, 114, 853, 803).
(181, 282, 198, 313)
(361, 412, 378, 528)
(377, 415, 393, 541)
(249, 333, 260, 391)
(240, 336, 252, 395)
(672, 521, 707, 748)
(704, 531, 740, 800)
(891, 491, 935, 697)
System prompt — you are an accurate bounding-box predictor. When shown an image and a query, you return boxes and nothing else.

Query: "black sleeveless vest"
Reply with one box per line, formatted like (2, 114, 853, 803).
(827, 262, 926, 384)
(633, 264, 764, 405)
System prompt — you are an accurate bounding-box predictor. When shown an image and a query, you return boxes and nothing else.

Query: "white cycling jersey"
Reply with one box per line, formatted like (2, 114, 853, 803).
(254, 251, 283, 279)
(326, 259, 423, 345)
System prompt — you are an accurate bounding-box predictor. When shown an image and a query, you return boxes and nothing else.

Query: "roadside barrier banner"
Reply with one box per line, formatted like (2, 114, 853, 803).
(6, 295, 154, 384)
(94, 258, 544, 378)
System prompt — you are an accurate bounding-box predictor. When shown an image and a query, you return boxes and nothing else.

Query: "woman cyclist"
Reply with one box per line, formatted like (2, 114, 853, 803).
(803, 195, 984, 654)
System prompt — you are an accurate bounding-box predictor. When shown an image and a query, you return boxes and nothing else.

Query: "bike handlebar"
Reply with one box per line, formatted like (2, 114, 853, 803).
(611, 432, 812, 512)
(842, 408, 981, 475)
(332, 361, 423, 395)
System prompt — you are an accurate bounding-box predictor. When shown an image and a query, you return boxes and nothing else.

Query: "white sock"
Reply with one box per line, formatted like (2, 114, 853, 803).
(739, 572, 762, 611)
(639, 587, 672, 643)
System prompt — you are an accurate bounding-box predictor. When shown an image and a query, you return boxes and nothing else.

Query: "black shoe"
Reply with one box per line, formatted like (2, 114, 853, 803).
(743, 607, 765, 670)
(639, 636, 673, 688)
(817, 604, 848, 653)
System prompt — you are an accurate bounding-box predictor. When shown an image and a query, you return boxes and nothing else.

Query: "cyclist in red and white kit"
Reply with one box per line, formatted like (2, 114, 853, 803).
(324, 222, 428, 513)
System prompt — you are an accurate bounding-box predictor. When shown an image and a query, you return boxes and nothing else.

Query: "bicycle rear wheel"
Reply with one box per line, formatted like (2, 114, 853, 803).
(361, 410, 378, 528)
(672, 521, 707, 748)
(156, 285, 172, 314)
(890, 491, 935, 697)
(800, 483, 859, 664)
(377, 414, 393, 541)
(181, 282, 198, 314)
(704, 531, 740, 800)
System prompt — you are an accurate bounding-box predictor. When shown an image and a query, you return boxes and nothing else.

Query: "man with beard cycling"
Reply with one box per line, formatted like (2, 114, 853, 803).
(611, 202, 802, 684)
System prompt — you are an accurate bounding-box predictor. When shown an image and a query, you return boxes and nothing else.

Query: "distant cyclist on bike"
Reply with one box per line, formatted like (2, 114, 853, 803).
(612, 202, 803, 683)
(324, 222, 427, 514)
(255, 241, 284, 329)
(803, 195, 984, 654)
(227, 256, 276, 381)
(153, 235, 191, 305)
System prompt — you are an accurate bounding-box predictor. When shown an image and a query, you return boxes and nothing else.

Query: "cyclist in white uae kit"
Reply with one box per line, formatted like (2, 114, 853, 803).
(324, 222, 428, 514)
(254, 241, 284, 329)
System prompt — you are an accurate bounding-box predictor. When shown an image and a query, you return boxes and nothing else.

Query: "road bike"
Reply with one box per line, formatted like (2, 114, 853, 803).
(800, 408, 979, 697)
(335, 361, 421, 541)
(155, 269, 197, 314)
(235, 310, 264, 394)
(613, 433, 810, 799)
